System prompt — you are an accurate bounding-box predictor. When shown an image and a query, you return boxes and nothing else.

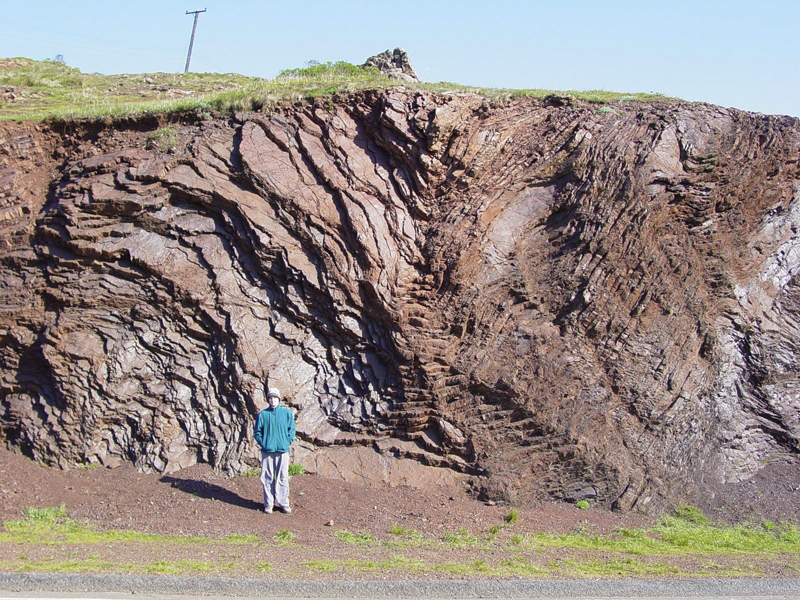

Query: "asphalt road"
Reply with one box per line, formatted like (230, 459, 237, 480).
(1, 573, 800, 599)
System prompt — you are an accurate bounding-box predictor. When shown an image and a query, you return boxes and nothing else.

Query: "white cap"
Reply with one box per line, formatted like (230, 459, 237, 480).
(267, 387, 281, 399)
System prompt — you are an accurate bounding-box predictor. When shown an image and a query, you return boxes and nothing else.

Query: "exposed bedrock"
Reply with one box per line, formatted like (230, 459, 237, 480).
(1, 91, 799, 510)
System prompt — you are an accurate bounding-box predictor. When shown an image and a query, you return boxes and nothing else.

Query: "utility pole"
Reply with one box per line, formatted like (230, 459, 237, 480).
(184, 8, 206, 73)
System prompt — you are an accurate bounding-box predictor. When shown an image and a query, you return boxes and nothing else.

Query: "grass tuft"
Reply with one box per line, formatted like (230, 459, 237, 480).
(23, 505, 67, 522)
(334, 530, 373, 544)
(273, 529, 296, 545)
(442, 528, 481, 548)
(145, 127, 180, 152)
(504, 508, 520, 524)
(673, 505, 711, 525)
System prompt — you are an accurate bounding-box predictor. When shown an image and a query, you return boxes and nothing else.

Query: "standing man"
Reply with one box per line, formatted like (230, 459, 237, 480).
(254, 387, 296, 514)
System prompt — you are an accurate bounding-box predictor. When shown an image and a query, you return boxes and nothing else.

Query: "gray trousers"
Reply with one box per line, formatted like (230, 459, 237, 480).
(260, 450, 290, 509)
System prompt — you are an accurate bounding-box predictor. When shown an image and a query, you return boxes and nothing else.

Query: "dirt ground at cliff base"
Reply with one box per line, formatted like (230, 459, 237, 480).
(0, 446, 799, 580)
(0, 447, 650, 541)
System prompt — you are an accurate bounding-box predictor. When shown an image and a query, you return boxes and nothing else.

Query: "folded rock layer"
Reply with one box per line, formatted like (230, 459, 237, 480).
(1, 90, 799, 510)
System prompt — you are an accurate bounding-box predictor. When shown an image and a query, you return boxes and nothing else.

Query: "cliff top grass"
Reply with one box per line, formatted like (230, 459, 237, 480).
(0, 57, 677, 123)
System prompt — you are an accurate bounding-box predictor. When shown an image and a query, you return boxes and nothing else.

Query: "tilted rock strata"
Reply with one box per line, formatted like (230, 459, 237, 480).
(0, 91, 799, 510)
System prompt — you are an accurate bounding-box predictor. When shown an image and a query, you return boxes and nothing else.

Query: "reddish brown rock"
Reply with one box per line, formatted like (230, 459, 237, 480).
(1, 91, 799, 512)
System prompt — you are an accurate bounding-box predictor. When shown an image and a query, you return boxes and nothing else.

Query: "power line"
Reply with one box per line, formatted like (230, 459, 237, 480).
(184, 8, 206, 73)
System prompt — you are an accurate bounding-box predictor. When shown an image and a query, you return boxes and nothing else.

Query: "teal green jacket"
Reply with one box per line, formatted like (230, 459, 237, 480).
(254, 405, 296, 453)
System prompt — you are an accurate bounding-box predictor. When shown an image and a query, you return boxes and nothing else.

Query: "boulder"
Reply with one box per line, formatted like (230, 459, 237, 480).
(363, 48, 419, 82)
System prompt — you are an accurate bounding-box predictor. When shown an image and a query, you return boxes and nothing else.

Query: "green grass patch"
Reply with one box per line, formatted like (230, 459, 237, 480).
(288, 463, 305, 476)
(442, 528, 481, 548)
(383, 525, 427, 548)
(513, 529, 666, 555)
(389, 524, 413, 536)
(299, 556, 548, 577)
(674, 505, 711, 525)
(504, 508, 520, 524)
(511, 507, 800, 556)
(0, 556, 116, 574)
(334, 529, 373, 544)
(498, 556, 551, 576)
(387, 525, 423, 541)
(0, 506, 259, 547)
(0, 556, 219, 575)
(556, 557, 682, 578)
(273, 529, 296, 544)
(23, 505, 67, 522)
(301, 559, 338, 573)
(301, 556, 428, 574)
(141, 560, 215, 574)
(653, 515, 800, 553)
(145, 127, 180, 152)
(434, 559, 492, 576)
(254, 561, 272, 573)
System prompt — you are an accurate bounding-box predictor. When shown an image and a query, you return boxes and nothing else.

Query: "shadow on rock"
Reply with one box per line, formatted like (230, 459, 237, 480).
(160, 475, 262, 511)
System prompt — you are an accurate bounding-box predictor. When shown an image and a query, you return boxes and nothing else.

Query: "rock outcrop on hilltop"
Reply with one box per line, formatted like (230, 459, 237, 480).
(363, 48, 419, 83)
(1, 91, 799, 511)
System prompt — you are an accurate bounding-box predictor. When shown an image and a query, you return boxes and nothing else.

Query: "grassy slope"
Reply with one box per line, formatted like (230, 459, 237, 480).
(0, 57, 677, 122)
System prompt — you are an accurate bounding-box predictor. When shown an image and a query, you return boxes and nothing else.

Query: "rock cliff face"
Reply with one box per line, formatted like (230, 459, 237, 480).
(1, 91, 799, 510)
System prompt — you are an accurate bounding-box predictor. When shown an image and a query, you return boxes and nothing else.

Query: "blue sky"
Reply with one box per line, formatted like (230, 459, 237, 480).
(2, 0, 798, 117)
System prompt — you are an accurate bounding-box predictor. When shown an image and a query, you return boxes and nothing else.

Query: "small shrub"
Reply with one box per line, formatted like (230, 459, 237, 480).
(288, 463, 305, 476)
(576, 500, 590, 510)
(278, 60, 381, 79)
(504, 508, 520, 524)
